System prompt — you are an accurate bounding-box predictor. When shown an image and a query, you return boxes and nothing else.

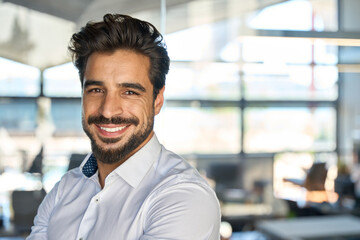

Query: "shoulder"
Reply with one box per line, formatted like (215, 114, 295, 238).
(143, 147, 221, 231)
(57, 152, 93, 188)
(153, 145, 217, 200)
(59, 167, 84, 185)
(149, 181, 220, 216)
(52, 166, 86, 199)
(142, 176, 221, 239)
(155, 146, 206, 182)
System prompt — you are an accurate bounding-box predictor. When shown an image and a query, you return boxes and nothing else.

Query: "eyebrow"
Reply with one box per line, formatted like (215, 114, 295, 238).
(83, 80, 146, 92)
(119, 83, 146, 92)
(83, 80, 103, 88)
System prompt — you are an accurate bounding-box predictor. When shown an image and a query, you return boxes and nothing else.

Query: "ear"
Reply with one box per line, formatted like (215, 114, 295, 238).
(154, 86, 165, 115)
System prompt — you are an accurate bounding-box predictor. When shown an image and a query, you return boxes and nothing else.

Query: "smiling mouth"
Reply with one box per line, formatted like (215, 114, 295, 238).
(95, 124, 130, 138)
(99, 126, 126, 133)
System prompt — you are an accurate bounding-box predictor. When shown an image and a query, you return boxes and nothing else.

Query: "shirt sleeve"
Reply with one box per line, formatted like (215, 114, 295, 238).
(139, 182, 221, 240)
(26, 182, 59, 240)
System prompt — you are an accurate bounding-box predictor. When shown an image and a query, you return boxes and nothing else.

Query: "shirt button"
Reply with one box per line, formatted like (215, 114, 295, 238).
(95, 198, 99, 203)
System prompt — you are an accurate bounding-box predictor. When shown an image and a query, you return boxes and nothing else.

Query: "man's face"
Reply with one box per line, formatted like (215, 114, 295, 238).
(82, 49, 164, 164)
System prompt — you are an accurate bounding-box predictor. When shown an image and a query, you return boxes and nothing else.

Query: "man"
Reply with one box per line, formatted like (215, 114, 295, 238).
(27, 14, 221, 240)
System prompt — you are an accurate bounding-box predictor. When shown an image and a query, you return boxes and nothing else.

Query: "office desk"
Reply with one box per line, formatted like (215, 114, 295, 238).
(257, 215, 360, 240)
(222, 203, 273, 217)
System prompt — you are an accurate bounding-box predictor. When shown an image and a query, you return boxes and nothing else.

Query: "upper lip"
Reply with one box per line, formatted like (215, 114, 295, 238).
(96, 124, 127, 128)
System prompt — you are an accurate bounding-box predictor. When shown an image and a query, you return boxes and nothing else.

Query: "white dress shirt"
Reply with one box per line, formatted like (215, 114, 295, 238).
(27, 135, 221, 240)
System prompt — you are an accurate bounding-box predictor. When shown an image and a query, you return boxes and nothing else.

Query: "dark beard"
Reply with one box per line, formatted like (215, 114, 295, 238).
(82, 113, 154, 165)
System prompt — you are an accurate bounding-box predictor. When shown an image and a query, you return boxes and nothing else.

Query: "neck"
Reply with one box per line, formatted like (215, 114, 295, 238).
(97, 131, 154, 188)
(97, 161, 123, 188)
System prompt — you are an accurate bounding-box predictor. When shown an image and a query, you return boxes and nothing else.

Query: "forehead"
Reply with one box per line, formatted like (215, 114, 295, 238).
(84, 49, 151, 86)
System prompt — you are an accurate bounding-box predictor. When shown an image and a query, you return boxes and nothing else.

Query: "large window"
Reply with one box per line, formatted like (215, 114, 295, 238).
(0, 57, 40, 97)
(43, 62, 81, 98)
(162, 33, 338, 156)
(44, 63, 83, 135)
(0, 98, 37, 133)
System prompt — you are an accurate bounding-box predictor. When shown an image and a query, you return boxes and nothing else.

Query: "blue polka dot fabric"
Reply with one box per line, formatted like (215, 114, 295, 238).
(82, 154, 98, 177)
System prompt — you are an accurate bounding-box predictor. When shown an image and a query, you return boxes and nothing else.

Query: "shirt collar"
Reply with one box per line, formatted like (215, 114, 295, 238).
(114, 134, 161, 188)
(80, 134, 162, 188)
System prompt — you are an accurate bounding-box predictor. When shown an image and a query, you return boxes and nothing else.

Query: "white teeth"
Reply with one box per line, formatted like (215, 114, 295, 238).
(100, 126, 126, 133)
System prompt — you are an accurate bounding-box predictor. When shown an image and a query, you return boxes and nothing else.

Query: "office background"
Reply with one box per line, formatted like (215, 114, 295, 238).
(1, 0, 360, 239)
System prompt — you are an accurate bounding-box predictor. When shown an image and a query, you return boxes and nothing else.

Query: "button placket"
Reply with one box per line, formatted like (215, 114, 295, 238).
(93, 192, 101, 203)
(76, 193, 101, 240)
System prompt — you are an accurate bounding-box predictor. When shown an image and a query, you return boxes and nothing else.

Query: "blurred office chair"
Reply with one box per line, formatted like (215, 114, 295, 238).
(304, 162, 328, 191)
(284, 162, 328, 191)
(68, 153, 87, 171)
(27, 146, 43, 176)
(12, 189, 46, 234)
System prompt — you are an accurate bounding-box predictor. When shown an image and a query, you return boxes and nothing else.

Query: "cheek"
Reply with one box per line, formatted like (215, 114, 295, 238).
(142, 100, 155, 116)
(128, 101, 153, 121)
(82, 103, 90, 117)
(82, 107, 95, 121)
(82, 98, 100, 116)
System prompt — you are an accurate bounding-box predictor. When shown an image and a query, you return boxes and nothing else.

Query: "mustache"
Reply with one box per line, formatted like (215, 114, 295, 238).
(87, 115, 139, 126)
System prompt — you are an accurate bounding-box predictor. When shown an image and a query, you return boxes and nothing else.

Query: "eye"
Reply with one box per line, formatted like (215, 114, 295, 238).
(88, 88, 103, 93)
(124, 90, 139, 95)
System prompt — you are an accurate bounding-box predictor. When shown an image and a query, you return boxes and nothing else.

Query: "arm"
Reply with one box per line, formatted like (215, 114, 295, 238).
(26, 182, 59, 240)
(140, 183, 221, 240)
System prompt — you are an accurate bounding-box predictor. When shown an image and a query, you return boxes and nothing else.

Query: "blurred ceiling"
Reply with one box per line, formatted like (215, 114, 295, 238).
(3, 0, 198, 24)
(0, 0, 285, 69)
(4, 0, 93, 22)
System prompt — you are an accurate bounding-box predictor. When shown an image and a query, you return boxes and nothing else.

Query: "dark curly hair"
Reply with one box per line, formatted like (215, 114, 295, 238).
(68, 13, 170, 97)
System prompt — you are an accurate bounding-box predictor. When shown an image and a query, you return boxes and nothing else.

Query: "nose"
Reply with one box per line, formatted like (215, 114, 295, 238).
(98, 92, 123, 119)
